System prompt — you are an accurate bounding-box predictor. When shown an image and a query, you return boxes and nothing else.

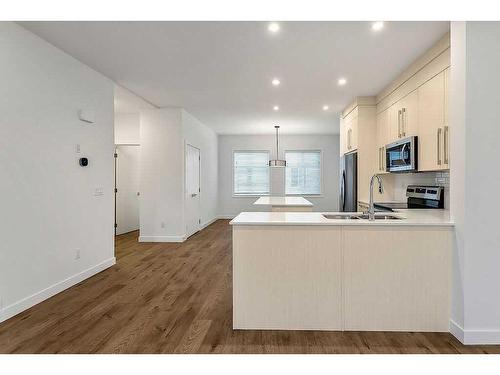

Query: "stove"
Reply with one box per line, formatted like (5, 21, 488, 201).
(374, 185, 444, 211)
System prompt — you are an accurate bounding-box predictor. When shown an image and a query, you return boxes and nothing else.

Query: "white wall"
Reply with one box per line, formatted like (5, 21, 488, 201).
(450, 21, 500, 344)
(0, 22, 115, 322)
(182, 110, 219, 227)
(115, 113, 140, 144)
(218, 134, 340, 217)
(139, 108, 184, 241)
(139, 108, 219, 241)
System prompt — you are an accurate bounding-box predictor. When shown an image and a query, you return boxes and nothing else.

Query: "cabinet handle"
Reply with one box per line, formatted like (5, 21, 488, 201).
(382, 146, 385, 171)
(437, 127, 442, 165)
(402, 108, 406, 137)
(379, 147, 382, 171)
(398, 110, 402, 138)
(444, 125, 449, 164)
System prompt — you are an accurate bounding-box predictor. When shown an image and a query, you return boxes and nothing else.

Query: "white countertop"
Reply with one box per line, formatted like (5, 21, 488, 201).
(230, 209, 453, 227)
(253, 196, 314, 207)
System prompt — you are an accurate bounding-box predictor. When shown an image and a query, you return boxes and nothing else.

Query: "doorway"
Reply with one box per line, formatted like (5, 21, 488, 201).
(185, 144, 201, 238)
(114, 144, 140, 235)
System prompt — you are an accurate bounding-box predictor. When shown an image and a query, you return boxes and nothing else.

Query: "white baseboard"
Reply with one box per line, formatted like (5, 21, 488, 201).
(449, 319, 500, 345)
(0, 257, 116, 324)
(139, 235, 186, 243)
(449, 319, 465, 343)
(200, 217, 218, 229)
(217, 214, 236, 219)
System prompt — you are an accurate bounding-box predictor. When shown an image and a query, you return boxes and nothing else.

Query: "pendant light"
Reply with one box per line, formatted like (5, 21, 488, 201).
(269, 125, 286, 167)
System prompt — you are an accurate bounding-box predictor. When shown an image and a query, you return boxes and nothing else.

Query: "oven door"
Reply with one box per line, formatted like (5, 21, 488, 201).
(385, 136, 418, 172)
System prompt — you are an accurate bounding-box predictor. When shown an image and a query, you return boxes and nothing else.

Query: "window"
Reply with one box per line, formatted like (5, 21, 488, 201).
(285, 150, 322, 195)
(233, 151, 270, 195)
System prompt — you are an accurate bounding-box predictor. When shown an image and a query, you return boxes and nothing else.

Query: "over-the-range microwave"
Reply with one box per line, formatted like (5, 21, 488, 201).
(385, 136, 418, 173)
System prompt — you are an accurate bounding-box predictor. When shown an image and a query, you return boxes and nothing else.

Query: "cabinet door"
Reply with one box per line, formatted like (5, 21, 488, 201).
(400, 90, 418, 138)
(388, 103, 401, 143)
(443, 67, 450, 167)
(340, 117, 347, 155)
(376, 109, 390, 173)
(418, 72, 445, 171)
(350, 114, 358, 151)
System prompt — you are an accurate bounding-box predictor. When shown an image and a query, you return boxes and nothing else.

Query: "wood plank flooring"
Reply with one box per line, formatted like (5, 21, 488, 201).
(0, 219, 499, 354)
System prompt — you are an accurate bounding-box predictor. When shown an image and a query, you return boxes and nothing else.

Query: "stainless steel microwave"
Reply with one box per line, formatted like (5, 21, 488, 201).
(385, 136, 418, 173)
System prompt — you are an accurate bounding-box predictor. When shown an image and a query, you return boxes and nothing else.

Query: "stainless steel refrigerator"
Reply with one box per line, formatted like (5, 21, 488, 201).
(339, 151, 357, 212)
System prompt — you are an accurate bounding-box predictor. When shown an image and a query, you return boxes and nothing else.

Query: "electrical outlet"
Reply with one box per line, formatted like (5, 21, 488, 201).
(75, 249, 81, 260)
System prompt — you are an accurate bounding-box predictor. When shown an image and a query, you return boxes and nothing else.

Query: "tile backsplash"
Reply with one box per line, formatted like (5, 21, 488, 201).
(393, 171, 450, 209)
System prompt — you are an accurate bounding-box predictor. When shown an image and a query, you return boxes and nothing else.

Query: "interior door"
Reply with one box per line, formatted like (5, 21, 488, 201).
(185, 144, 201, 238)
(115, 145, 140, 235)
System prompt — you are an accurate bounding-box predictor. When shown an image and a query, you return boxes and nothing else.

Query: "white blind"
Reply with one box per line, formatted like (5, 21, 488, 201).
(233, 151, 270, 195)
(285, 151, 321, 195)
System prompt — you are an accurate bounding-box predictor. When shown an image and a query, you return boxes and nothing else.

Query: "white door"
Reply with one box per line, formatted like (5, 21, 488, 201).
(185, 144, 201, 238)
(115, 145, 140, 235)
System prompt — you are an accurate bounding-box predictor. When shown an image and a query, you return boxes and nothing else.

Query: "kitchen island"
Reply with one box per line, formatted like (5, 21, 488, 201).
(253, 196, 314, 212)
(230, 210, 454, 332)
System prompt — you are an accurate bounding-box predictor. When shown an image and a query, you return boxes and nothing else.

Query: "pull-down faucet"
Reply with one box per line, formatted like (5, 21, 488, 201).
(368, 174, 384, 221)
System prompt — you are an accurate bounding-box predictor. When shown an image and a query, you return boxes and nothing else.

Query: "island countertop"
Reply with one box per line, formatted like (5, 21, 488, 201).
(253, 196, 314, 207)
(230, 209, 453, 226)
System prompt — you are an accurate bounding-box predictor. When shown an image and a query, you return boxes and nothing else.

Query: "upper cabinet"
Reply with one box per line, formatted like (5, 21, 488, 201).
(387, 90, 418, 144)
(417, 71, 449, 171)
(341, 107, 358, 154)
(376, 109, 390, 174)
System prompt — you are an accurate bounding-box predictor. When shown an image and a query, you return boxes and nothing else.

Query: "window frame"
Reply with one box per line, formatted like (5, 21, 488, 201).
(284, 149, 324, 197)
(232, 149, 271, 197)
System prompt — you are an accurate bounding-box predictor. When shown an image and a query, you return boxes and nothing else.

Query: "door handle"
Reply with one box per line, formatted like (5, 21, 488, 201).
(191, 193, 198, 197)
(437, 127, 442, 165)
(444, 125, 449, 164)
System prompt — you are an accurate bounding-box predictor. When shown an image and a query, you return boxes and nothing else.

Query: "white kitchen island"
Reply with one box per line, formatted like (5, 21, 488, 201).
(253, 196, 314, 212)
(230, 210, 454, 332)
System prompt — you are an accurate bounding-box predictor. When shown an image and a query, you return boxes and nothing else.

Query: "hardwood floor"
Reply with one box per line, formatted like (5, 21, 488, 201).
(0, 219, 499, 354)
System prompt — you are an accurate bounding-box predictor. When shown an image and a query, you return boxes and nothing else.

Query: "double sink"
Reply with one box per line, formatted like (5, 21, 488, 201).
(323, 213, 403, 220)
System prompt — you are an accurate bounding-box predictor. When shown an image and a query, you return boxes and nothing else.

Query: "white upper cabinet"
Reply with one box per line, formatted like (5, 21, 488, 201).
(400, 90, 419, 138)
(341, 108, 358, 155)
(376, 109, 390, 174)
(417, 71, 447, 171)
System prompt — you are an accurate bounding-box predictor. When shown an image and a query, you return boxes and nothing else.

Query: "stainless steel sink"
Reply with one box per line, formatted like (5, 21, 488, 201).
(323, 213, 403, 220)
(322, 214, 360, 220)
(356, 214, 403, 220)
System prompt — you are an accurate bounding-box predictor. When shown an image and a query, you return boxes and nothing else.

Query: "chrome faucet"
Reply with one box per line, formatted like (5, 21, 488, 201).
(368, 174, 384, 221)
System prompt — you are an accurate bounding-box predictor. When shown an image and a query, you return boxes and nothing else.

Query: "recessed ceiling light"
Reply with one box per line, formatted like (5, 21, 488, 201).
(268, 22, 280, 33)
(338, 78, 347, 86)
(272, 78, 281, 86)
(372, 21, 384, 31)
(273, 105, 280, 111)
(323, 105, 329, 111)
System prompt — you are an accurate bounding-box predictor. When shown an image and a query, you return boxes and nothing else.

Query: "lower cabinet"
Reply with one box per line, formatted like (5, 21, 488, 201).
(233, 224, 452, 332)
(342, 226, 452, 332)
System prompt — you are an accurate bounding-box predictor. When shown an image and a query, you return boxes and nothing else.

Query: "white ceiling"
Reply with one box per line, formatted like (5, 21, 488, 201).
(20, 21, 449, 135)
